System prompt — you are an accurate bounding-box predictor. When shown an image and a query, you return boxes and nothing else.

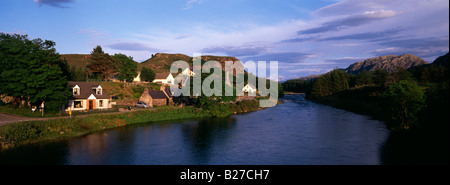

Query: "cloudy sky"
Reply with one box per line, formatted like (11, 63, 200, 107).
(1, 0, 449, 81)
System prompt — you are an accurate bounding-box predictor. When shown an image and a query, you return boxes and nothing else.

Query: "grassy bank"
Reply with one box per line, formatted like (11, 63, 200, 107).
(0, 99, 262, 151)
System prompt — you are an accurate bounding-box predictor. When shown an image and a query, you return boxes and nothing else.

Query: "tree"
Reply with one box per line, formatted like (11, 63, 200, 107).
(69, 65, 87, 81)
(0, 33, 72, 111)
(86, 45, 116, 81)
(309, 76, 329, 98)
(382, 80, 425, 130)
(112, 53, 138, 82)
(373, 69, 389, 86)
(140, 67, 155, 82)
(389, 68, 413, 83)
(356, 70, 373, 86)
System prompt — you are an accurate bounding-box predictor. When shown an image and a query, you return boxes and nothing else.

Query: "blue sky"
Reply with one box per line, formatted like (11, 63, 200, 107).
(1, 0, 449, 81)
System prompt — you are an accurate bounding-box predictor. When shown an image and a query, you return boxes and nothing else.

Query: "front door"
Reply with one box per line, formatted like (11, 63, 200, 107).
(89, 100, 93, 109)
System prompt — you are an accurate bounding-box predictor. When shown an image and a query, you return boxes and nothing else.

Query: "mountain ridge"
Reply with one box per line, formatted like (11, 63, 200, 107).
(345, 53, 428, 74)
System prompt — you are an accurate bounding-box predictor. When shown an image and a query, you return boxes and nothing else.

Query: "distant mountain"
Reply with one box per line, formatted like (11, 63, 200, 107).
(345, 54, 428, 74)
(297, 74, 323, 81)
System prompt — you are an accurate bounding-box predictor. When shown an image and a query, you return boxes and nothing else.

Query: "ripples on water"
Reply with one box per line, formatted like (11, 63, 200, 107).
(0, 94, 391, 165)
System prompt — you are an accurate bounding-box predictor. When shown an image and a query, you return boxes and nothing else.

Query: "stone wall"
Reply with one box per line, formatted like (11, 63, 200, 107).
(152, 99, 167, 107)
(139, 88, 152, 106)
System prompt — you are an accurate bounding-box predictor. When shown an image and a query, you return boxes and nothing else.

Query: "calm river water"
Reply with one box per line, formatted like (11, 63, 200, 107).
(0, 94, 392, 165)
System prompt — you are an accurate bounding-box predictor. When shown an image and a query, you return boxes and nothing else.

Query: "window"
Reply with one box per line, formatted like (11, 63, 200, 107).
(74, 101, 82, 108)
(73, 88, 79, 95)
(96, 88, 102, 95)
(99, 100, 103, 107)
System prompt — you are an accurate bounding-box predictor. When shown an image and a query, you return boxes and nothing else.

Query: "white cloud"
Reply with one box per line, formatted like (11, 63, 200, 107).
(182, 0, 203, 10)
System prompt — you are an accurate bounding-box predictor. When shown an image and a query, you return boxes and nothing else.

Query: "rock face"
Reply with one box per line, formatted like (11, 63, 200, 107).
(345, 54, 428, 74)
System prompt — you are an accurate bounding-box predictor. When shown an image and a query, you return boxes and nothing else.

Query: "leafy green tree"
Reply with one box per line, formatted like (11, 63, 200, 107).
(112, 53, 138, 82)
(140, 67, 156, 82)
(0, 33, 72, 111)
(329, 69, 349, 93)
(86, 45, 116, 81)
(382, 80, 425, 130)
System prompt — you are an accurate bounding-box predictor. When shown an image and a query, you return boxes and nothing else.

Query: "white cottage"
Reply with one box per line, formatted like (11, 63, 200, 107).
(242, 84, 257, 93)
(66, 82, 111, 111)
(153, 72, 174, 85)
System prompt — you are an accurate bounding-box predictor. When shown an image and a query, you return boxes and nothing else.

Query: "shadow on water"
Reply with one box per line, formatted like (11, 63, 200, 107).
(0, 141, 69, 165)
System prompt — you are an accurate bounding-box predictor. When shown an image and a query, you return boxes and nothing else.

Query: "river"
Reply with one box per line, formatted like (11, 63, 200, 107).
(0, 94, 391, 165)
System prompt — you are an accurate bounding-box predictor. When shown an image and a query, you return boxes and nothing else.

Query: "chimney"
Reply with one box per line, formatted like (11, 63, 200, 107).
(160, 85, 165, 91)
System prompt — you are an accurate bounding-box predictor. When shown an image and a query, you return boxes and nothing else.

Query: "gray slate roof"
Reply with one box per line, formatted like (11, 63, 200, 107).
(148, 90, 169, 99)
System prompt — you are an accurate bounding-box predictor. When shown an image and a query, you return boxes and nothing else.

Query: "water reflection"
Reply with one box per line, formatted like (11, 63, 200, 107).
(67, 126, 138, 164)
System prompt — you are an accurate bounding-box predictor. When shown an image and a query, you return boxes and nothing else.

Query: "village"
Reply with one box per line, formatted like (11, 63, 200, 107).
(65, 67, 259, 114)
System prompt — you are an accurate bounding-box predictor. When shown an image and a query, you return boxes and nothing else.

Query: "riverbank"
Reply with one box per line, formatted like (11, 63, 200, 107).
(0, 99, 262, 151)
(306, 88, 449, 164)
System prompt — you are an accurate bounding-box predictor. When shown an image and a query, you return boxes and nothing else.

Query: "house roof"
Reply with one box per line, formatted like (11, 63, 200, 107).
(155, 72, 171, 79)
(148, 90, 169, 99)
(163, 87, 172, 97)
(68, 81, 110, 99)
(245, 84, 256, 89)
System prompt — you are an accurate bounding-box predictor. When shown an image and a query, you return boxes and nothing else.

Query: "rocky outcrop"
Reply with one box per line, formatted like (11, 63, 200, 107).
(345, 54, 428, 74)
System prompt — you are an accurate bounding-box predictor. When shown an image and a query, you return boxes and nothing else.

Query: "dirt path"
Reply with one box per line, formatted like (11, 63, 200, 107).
(0, 113, 48, 126)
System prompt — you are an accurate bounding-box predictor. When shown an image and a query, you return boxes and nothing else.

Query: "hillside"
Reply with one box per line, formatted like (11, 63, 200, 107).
(432, 52, 449, 68)
(61, 54, 91, 69)
(345, 54, 428, 74)
(139, 53, 244, 74)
